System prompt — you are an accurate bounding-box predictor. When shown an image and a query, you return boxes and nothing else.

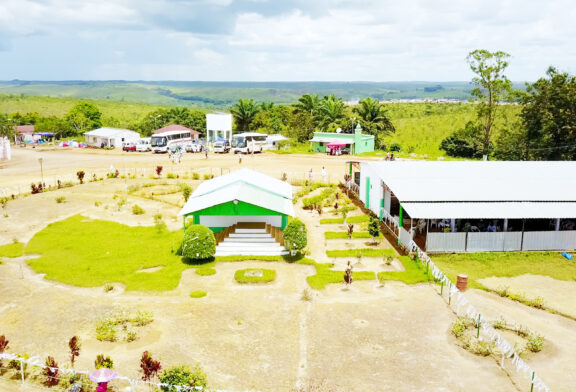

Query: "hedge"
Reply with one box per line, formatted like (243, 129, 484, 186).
(181, 225, 216, 260)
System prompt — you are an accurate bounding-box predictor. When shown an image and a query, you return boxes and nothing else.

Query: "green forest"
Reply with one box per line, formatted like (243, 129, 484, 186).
(0, 50, 575, 160)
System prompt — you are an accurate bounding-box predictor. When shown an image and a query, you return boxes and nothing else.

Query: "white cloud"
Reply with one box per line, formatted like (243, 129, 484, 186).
(1, 0, 576, 80)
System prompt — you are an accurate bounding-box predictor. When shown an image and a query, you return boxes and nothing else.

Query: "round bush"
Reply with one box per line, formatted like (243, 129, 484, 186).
(160, 365, 208, 392)
(284, 218, 307, 253)
(181, 225, 216, 260)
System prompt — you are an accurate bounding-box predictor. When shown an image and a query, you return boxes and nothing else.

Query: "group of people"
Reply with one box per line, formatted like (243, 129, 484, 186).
(308, 166, 328, 182)
(384, 152, 396, 161)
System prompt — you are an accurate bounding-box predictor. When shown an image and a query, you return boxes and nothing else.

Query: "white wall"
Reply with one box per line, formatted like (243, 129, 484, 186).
(199, 215, 282, 228)
(359, 162, 382, 217)
(206, 113, 232, 132)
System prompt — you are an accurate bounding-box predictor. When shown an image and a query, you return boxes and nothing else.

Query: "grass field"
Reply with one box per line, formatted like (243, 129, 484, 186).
(0, 242, 24, 258)
(234, 268, 276, 284)
(432, 252, 576, 289)
(326, 248, 394, 258)
(378, 256, 430, 284)
(25, 215, 186, 291)
(324, 231, 382, 239)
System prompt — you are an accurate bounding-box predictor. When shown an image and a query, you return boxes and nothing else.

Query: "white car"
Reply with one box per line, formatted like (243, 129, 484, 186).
(136, 138, 151, 152)
(185, 142, 203, 153)
(213, 141, 230, 153)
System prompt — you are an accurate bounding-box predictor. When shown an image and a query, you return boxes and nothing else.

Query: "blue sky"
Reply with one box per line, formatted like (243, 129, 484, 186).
(0, 0, 575, 81)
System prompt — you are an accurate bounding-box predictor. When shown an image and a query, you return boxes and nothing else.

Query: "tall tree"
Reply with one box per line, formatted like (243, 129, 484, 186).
(294, 94, 320, 116)
(0, 113, 16, 139)
(467, 49, 512, 156)
(230, 99, 260, 133)
(354, 97, 395, 148)
(316, 95, 345, 130)
(521, 67, 576, 160)
(65, 102, 102, 134)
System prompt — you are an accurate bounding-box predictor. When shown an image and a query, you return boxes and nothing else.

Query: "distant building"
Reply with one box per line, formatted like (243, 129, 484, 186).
(15, 125, 34, 144)
(266, 134, 288, 150)
(206, 113, 233, 143)
(153, 124, 201, 140)
(310, 124, 374, 155)
(84, 127, 140, 148)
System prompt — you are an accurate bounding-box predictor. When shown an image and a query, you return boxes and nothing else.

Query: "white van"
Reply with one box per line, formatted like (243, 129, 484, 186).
(213, 140, 230, 153)
(136, 138, 151, 152)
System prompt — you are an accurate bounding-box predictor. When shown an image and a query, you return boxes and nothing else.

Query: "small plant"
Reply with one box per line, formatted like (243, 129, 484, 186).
(281, 172, 287, 181)
(125, 330, 138, 342)
(95, 354, 114, 369)
(156, 166, 163, 176)
(368, 216, 381, 243)
(378, 274, 386, 286)
(132, 311, 154, 326)
(0, 197, 8, 210)
(301, 288, 313, 301)
(384, 255, 394, 265)
(492, 317, 507, 330)
(166, 172, 176, 179)
(527, 296, 545, 309)
(96, 320, 117, 342)
(69, 336, 81, 367)
(154, 214, 166, 233)
(347, 224, 354, 239)
(496, 285, 509, 297)
(31, 182, 44, 194)
(341, 209, 348, 223)
(76, 170, 85, 184)
(43, 356, 59, 386)
(0, 335, 8, 367)
(192, 172, 200, 180)
(451, 317, 471, 338)
(94, 201, 102, 207)
(469, 340, 494, 357)
(132, 204, 145, 215)
(190, 290, 207, 298)
(55, 196, 66, 203)
(181, 184, 192, 202)
(203, 174, 211, 180)
(159, 364, 208, 392)
(141, 351, 162, 382)
(526, 334, 544, 352)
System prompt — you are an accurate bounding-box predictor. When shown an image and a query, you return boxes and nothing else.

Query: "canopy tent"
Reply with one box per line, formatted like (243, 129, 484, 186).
(326, 142, 346, 148)
(310, 136, 355, 145)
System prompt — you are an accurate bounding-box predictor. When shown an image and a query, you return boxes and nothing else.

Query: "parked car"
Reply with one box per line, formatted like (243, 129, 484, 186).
(185, 142, 203, 153)
(136, 138, 151, 152)
(213, 140, 230, 153)
(122, 142, 137, 152)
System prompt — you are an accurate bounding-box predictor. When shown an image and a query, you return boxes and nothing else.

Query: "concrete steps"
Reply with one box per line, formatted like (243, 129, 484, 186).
(215, 223, 287, 256)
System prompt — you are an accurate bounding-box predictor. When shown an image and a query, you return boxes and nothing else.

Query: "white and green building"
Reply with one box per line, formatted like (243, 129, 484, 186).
(179, 168, 294, 233)
(310, 124, 375, 154)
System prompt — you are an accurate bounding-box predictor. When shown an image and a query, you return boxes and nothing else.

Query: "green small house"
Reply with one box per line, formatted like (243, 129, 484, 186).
(178, 169, 294, 233)
(310, 124, 375, 154)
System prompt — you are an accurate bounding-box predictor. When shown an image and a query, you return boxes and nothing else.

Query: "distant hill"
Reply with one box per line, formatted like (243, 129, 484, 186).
(0, 80, 527, 108)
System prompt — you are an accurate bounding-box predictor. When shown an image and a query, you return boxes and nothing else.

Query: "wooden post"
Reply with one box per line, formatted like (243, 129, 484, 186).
(530, 372, 535, 392)
(477, 314, 481, 338)
(20, 359, 24, 383)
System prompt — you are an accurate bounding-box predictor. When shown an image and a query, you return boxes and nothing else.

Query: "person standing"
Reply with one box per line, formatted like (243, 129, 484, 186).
(321, 166, 327, 183)
(204, 144, 209, 159)
(308, 167, 313, 182)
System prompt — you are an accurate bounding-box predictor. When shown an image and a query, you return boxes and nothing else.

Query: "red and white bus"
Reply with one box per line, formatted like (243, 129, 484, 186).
(151, 130, 192, 153)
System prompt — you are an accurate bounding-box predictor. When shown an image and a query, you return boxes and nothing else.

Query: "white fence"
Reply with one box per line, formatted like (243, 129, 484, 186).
(426, 232, 467, 252)
(425, 230, 576, 253)
(399, 227, 412, 246)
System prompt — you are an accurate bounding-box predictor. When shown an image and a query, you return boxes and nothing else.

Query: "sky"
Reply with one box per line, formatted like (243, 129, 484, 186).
(0, 0, 575, 81)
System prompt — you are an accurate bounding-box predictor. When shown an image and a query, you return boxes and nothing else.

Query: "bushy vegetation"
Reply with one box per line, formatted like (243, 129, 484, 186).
(132, 204, 145, 215)
(181, 224, 216, 261)
(159, 364, 208, 392)
(284, 218, 307, 254)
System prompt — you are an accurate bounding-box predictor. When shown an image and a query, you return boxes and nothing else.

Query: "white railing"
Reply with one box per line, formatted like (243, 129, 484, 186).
(404, 240, 550, 392)
(426, 232, 467, 252)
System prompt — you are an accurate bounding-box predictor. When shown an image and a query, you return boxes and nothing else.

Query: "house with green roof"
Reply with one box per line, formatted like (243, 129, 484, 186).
(310, 124, 375, 154)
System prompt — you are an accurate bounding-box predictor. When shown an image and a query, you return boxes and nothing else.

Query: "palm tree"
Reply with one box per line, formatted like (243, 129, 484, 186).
(260, 101, 275, 111)
(317, 95, 346, 130)
(294, 94, 320, 115)
(230, 99, 260, 133)
(354, 98, 395, 146)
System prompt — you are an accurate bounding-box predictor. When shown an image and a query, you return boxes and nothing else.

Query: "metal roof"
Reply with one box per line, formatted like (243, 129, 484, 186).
(402, 202, 576, 219)
(193, 168, 292, 199)
(364, 161, 576, 202)
(83, 127, 139, 137)
(179, 182, 295, 217)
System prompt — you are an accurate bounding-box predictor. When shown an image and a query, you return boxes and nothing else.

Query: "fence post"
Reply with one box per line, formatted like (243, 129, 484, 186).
(530, 371, 535, 392)
(477, 314, 481, 338)
(19, 359, 24, 383)
(440, 280, 444, 295)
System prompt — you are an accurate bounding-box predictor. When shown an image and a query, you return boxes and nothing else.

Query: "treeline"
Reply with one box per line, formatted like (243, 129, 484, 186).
(440, 50, 576, 160)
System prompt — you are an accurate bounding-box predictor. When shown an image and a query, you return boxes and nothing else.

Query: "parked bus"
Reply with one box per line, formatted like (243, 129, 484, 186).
(151, 130, 192, 153)
(231, 132, 267, 154)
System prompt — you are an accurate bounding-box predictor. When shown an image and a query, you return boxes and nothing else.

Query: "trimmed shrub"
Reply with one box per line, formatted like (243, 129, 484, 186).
(160, 364, 208, 392)
(190, 290, 207, 298)
(132, 205, 145, 215)
(284, 218, 307, 254)
(181, 225, 216, 260)
(234, 268, 276, 284)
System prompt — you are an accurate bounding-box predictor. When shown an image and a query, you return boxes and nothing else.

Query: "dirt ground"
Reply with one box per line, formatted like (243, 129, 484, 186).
(0, 148, 567, 391)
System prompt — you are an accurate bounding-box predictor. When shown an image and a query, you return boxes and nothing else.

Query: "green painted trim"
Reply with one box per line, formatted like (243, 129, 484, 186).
(193, 215, 199, 224)
(209, 227, 227, 233)
(365, 177, 370, 209)
(281, 215, 288, 229)
(379, 198, 384, 220)
(191, 200, 283, 217)
(399, 205, 404, 228)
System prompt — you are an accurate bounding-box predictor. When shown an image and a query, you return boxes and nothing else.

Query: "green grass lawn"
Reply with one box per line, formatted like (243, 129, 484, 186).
(324, 232, 382, 239)
(326, 248, 395, 258)
(378, 256, 430, 284)
(296, 258, 375, 290)
(0, 242, 24, 258)
(190, 290, 207, 298)
(319, 215, 369, 224)
(25, 215, 186, 291)
(432, 252, 576, 289)
(234, 268, 276, 284)
(195, 268, 216, 276)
